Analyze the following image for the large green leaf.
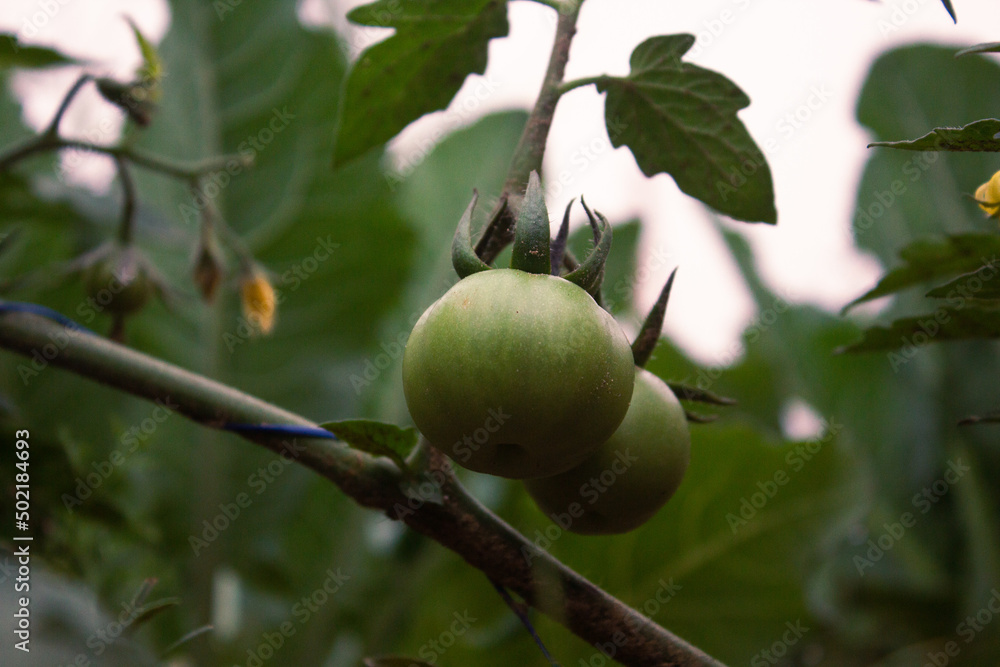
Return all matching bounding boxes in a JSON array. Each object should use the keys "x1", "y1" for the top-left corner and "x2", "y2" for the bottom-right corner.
[
  {"x1": 333, "y1": 0, "x2": 509, "y2": 166},
  {"x1": 840, "y1": 305, "x2": 1000, "y2": 354},
  {"x1": 853, "y1": 45, "x2": 1000, "y2": 267},
  {"x1": 596, "y1": 34, "x2": 776, "y2": 224},
  {"x1": 869, "y1": 118, "x2": 1000, "y2": 152},
  {"x1": 927, "y1": 266, "x2": 1000, "y2": 300},
  {"x1": 843, "y1": 233, "x2": 1000, "y2": 312}
]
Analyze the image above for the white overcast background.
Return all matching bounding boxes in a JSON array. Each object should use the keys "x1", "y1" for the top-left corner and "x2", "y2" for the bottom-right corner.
[{"x1": 3, "y1": 0, "x2": 999, "y2": 368}]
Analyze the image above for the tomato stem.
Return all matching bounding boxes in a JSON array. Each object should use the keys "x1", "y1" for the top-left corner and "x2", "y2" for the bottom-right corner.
[{"x1": 476, "y1": 0, "x2": 584, "y2": 264}]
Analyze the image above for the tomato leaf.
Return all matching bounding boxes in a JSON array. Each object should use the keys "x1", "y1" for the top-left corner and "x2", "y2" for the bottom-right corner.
[
  {"x1": 333, "y1": 0, "x2": 508, "y2": 166},
  {"x1": 868, "y1": 119, "x2": 1000, "y2": 152},
  {"x1": 926, "y1": 266, "x2": 1000, "y2": 300},
  {"x1": 838, "y1": 305, "x2": 1000, "y2": 354},
  {"x1": 843, "y1": 234, "x2": 1000, "y2": 313},
  {"x1": 319, "y1": 419, "x2": 418, "y2": 471},
  {"x1": 596, "y1": 34, "x2": 776, "y2": 224},
  {"x1": 0, "y1": 33, "x2": 77, "y2": 69},
  {"x1": 956, "y1": 42, "x2": 1000, "y2": 57}
]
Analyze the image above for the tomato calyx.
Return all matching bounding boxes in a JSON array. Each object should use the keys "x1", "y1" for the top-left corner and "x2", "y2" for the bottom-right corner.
[{"x1": 450, "y1": 171, "x2": 615, "y2": 299}]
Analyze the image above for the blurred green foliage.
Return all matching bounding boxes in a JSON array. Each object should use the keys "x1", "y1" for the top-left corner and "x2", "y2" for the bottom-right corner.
[{"x1": 0, "y1": 5, "x2": 999, "y2": 667}]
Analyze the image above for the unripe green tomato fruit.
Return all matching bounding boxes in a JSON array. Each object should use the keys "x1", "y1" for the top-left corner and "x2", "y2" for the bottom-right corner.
[
  {"x1": 402, "y1": 268, "x2": 634, "y2": 479},
  {"x1": 524, "y1": 368, "x2": 690, "y2": 535},
  {"x1": 85, "y1": 249, "x2": 152, "y2": 316}
]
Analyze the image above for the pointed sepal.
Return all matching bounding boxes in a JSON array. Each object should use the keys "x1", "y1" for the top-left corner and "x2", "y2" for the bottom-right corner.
[
  {"x1": 631, "y1": 268, "x2": 678, "y2": 368},
  {"x1": 550, "y1": 198, "x2": 574, "y2": 275},
  {"x1": 510, "y1": 171, "x2": 551, "y2": 275},
  {"x1": 451, "y1": 191, "x2": 492, "y2": 279},
  {"x1": 563, "y1": 198, "x2": 613, "y2": 300}
]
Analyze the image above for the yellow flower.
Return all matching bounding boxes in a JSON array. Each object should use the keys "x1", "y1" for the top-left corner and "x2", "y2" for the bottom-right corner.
[
  {"x1": 976, "y1": 170, "x2": 1000, "y2": 218},
  {"x1": 241, "y1": 270, "x2": 276, "y2": 334}
]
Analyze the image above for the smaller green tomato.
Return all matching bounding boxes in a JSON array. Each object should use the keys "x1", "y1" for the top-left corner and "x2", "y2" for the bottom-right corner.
[
  {"x1": 524, "y1": 368, "x2": 690, "y2": 535},
  {"x1": 85, "y1": 247, "x2": 153, "y2": 316}
]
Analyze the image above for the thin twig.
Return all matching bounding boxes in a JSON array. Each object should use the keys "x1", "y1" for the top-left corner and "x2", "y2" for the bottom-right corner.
[{"x1": 114, "y1": 155, "x2": 137, "y2": 244}]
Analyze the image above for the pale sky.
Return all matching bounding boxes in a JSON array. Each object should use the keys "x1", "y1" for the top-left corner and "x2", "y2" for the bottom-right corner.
[{"x1": 3, "y1": 0, "x2": 999, "y2": 365}]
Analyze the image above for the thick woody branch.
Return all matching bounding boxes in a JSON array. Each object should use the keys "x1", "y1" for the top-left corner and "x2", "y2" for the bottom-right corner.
[{"x1": 0, "y1": 308, "x2": 722, "y2": 667}]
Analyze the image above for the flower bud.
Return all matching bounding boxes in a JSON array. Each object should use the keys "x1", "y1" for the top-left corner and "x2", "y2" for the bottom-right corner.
[
  {"x1": 240, "y1": 269, "x2": 276, "y2": 335},
  {"x1": 976, "y1": 170, "x2": 1000, "y2": 219}
]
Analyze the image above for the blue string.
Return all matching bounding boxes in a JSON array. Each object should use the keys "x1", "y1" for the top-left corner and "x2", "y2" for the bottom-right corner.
[
  {"x1": 223, "y1": 423, "x2": 339, "y2": 440},
  {"x1": 0, "y1": 300, "x2": 95, "y2": 335},
  {"x1": 0, "y1": 301, "x2": 341, "y2": 441}
]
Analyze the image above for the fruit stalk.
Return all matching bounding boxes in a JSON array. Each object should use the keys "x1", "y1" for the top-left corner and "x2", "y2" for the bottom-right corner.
[{"x1": 476, "y1": 0, "x2": 584, "y2": 264}]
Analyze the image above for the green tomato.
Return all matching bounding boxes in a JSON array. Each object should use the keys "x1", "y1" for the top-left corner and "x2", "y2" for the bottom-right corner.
[
  {"x1": 524, "y1": 368, "x2": 690, "y2": 535},
  {"x1": 402, "y1": 268, "x2": 634, "y2": 479},
  {"x1": 85, "y1": 248, "x2": 153, "y2": 316}
]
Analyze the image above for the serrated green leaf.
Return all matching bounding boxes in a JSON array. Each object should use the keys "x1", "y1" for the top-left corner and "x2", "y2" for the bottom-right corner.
[
  {"x1": 843, "y1": 234, "x2": 1000, "y2": 312},
  {"x1": 868, "y1": 119, "x2": 1000, "y2": 152},
  {"x1": 596, "y1": 34, "x2": 776, "y2": 224},
  {"x1": 956, "y1": 42, "x2": 1000, "y2": 57},
  {"x1": 319, "y1": 419, "x2": 418, "y2": 470},
  {"x1": 839, "y1": 305, "x2": 1000, "y2": 354},
  {"x1": 853, "y1": 45, "x2": 1000, "y2": 266},
  {"x1": 926, "y1": 264, "x2": 1000, "y2": 300},
  {"x1": 334, "y1": 0, "x2": 508, "y2": 166},
  {"x1": 0, "y1": 33, "x2": 77, "y2": 69}
]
